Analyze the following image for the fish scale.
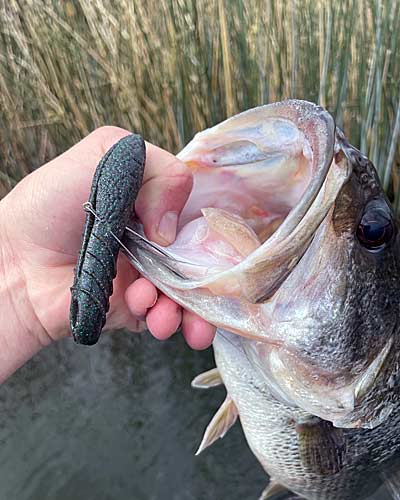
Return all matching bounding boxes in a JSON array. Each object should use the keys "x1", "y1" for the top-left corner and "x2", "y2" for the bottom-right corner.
[{"x1": 213, "y1": 330, "x2": 396, "y2": 499}]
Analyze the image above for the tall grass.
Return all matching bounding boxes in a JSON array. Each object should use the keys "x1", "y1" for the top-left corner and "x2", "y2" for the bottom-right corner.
[{"x1": 0, "y1": 0, "x2": 399, "y2": 209}]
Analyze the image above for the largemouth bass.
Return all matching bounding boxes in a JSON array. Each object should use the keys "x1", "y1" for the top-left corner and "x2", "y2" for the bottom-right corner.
[{"x1": 72, "y1": 100, "x2": 400, "y2": 499}]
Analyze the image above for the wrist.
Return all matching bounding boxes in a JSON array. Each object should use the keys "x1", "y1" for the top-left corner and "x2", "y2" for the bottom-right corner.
[{"x1": 0, "y1": 202, "x2": 50, "y2": 383}]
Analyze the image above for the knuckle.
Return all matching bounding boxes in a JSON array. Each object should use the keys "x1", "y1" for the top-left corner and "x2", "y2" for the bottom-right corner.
[
  {"x1": 89, "y1": 126, "x2": 131, "y2": 153},
  {"x1": 92, "y1": 125, "x2": 128, "y2": 137}
]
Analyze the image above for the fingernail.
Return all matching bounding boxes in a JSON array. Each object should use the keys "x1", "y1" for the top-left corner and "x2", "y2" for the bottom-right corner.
[
  {"x1": 157, "y1": 211, "x2": 178, "y2": 245},
  {"x1": 173, "y1": 311, "x2": 183, "y2": 334},
  {"x1": 150, "y1": 294, "x2": 158, "y2": 308}
]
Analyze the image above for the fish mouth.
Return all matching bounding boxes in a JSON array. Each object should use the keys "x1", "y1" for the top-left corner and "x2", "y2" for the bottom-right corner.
[
  {"x1": 123, "y1": 100, "x2": 351, "y2": 341},
  {"x1": 170, "y1": 101, "x2": 351, "y2": 301},
  {"x1": 244, "y1": 337, "x2": 394, "y2": 429}
]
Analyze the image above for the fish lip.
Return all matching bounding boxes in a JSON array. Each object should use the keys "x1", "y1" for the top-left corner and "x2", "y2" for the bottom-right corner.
[
  {"x1": 262, "y1": 337, "x2": 394, "y2": 429},
  {"x1": 335, "y1": 128, "x2": 366, "y2": 163}
]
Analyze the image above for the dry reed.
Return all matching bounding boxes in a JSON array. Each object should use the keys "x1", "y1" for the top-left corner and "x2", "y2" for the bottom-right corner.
[{"x1": 0, "y1": 0, "x2": 399, "y2": 209}]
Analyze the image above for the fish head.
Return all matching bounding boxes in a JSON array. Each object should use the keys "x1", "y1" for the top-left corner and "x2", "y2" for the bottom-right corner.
[
  {"x1": 123, "y1": 100, "x2": 400, "y2": 429},
  {"x1": 244, "y1": 134, "x2": 400, "y2": 429}
]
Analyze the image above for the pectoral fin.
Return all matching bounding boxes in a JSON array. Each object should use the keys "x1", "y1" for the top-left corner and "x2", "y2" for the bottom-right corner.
[
  {"x1": 296, "y1": 418, "x2": 347, "y2": 475},
  {"x1": 195, "y1": 396, "x2": 238, "y2": 455},
  {"x1": 191, "y1": 368, "x2": 223, "y2": 389},
  {"x1": 258, "y1": 481, "x2": 293, "y2": 500}
]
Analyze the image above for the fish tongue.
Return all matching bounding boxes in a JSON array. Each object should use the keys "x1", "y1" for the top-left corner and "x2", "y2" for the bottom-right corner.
[
  {"x1": 125, "y1": 209, "x2": 260, "y2": 296},
  {"x1": 201, "y1": 208, "x2": 260, "y2": 257},
  {"x1": 122, "y1": 220, "x2": 270, "y2": 340}
]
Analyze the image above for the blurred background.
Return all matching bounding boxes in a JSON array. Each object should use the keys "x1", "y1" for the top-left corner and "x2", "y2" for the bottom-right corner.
[{"x1": 0, "y1": 0, "x2": 399, "y2": 499}]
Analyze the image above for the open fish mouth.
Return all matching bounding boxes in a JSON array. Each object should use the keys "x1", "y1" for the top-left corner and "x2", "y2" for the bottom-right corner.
[
  {"x1": 242, "y1": 336, "x2": 394, "y2": 429},
  {"x1": 124, "y1": 100, "x2": 349, "y2": 310}
]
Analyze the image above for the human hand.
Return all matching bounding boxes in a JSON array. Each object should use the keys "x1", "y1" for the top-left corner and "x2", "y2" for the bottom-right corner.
[{"x1": 0, "y1": 127, "x2": 215, "y2": 382}]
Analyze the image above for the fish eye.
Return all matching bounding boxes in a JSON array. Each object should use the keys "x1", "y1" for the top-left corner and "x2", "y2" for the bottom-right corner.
[{"x1": 357, "y1": 202, "x2": 394, "y2": 251}]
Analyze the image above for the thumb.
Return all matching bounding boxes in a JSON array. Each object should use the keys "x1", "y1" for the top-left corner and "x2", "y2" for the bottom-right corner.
[{"x1": 135, "y1": 143, "x2": 193, "y2": 246}]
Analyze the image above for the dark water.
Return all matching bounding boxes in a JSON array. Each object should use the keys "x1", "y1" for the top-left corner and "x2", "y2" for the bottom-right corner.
[
  {"x1": 0, "y1": 332, "x2": 266, "y2": 500},
  {"x1": 0, "y1": 332, "x2": 391, "y2": 500}
]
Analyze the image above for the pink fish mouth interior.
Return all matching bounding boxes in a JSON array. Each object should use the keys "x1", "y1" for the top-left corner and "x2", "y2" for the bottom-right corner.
[{"x1": 170, "y1": 120, "x2": 313, "y2": 276}]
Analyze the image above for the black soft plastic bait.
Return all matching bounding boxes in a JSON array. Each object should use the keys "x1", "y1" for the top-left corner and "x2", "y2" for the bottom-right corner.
[{"x1": 70, "y1": 134, "x2": 146, "y2": 345}]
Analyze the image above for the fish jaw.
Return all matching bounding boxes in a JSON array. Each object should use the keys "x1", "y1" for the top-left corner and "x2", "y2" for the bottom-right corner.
[{"x1": 122, "y1": 100, "x2": 349, "y2": 343}]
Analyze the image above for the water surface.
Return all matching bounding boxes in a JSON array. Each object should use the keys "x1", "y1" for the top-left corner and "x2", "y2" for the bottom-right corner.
[{"x1": 0, "y1": 333, "x2": 265, "y2": 500}]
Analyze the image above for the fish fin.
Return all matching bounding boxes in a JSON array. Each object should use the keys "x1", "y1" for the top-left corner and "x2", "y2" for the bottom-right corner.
[
  {"x1": 195, "y1": 396, "x2": 238, "y2": 455},
  {"x1": 296, "y1": 418, "x2": 347, "y2": 475},
  {"x1": 258, "y1": 481, "x2": 295, "y2": 500},
  {"x1": 381, "y1": 467, "x2": 400, "y2": 499},
  {"x1": 191, "y1": 368, "x2": 223, "y2": 389}
]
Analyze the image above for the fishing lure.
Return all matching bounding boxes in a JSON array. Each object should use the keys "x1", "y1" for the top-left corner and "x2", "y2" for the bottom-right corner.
[{"x1": 70, "y1": 134, "x2": 146, "y2": 345}]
